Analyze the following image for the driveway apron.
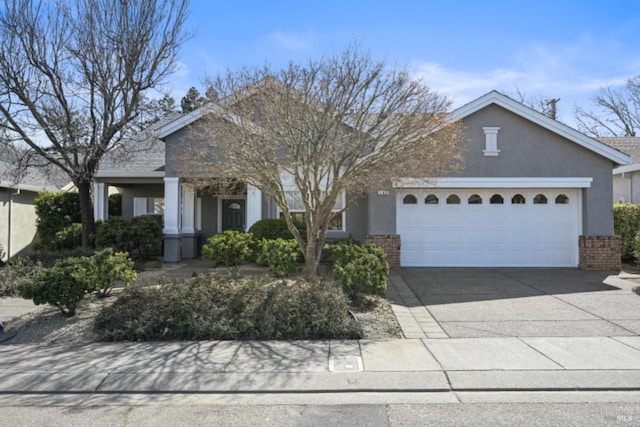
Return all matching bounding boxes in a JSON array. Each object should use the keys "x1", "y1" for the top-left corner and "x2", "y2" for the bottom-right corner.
[{"x1": 397, "y1": 268, "x2": 640, "y2": 338}]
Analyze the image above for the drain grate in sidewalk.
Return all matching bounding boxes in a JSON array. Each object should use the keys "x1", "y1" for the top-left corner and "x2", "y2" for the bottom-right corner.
[{"x1": 329, "y1": 356, "x2": 363, "y2": 372}]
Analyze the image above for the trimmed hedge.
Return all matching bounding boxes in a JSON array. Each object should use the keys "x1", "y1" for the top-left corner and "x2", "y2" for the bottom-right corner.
[
  {"x1": 34, "y1": 191, "x2": 82, "y2": 250},
  {"x1": 94, "y1": 215, "x2": 162, "y2": 260},
  {"x1": 248, "y1": 218, "x2": 306, "y2": 240},
  {"x1": 613, "y1": 203, "x2": 640, "y2": 260},
  {"x1": 94, "y1": 274, "x2": 361, "y2": 341}
]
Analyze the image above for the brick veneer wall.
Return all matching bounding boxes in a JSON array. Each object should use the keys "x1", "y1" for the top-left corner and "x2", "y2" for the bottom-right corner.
[
  {"x1": 365, "y1": 234, "x2": 401, "y2": 269},
  {"x1": 578, "y1": 235, "x2": 622, "y2": 271}
]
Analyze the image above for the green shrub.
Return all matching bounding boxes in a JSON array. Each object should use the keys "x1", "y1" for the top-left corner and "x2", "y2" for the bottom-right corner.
[
  {"x1": 18, "y1": 257, "x2": 88, "y2": 316},
  {"x1": 248, "y1": 218, "x2": 306, "y2": 240},
  {"x1": 322, "y1": 239, "x2": 362, "y2": 263},
  {"x1": 614, "y1": 203, "x2": 640, "y2": 260},
  {"x1": 18, "y1": 249, "x2": 137, "y2": 316},
  {"x1": 331, "y1": 244, "x2": 389, "y2": 303},
  {"x1": 30, "y1": 247, "x2": 96, "y2": 268},
  {"x1": 94, "y1": 274, "x2": 361, "y2": 341},
  {"x1": 259, "y1": 238, "x2": 302, "y2": 277},
  {"x1": 34, "y1": 191, "x2": 81, "y2": 250},
  {"x1": 94, "y1": 215, "x2": 162, "y2": 260},
  {"x1": 51, "y1": 223, "x2": 83, "y2": 250},
  {"x1": 202, "y1": 231, "x2": 254, "y2": 277},
  {"x1": 0, "y1": 257, "x2": 44, "y2": 297},
  {"x1": 83, "y1": 248, "x2": 138, "y2": 297}
]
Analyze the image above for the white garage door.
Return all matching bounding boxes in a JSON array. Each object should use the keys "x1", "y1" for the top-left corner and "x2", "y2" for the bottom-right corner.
[{"x1": 397, "y1": 189, "x2": 580, "y2": 267}]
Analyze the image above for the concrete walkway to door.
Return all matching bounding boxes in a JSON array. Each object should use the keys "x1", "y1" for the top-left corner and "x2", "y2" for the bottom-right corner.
[{"x1": 391, "y1": 268, "x2": 640, "y2": 339}]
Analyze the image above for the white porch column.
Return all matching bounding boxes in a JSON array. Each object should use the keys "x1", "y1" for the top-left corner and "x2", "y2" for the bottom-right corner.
[
  {"x1": 93, "y1": 182, "x2": 108, "y2": 221},
  {"x1": 246, "y1": 184, "x2": 262, "y2": 230},
  {"x1": 163, "y1": 177, "x2": 181, "y2": 262},
  {"x1": 181, "y1": 183, "x2": 195, "y2": 234},
  {"x1": 163, "y1": 177, "x2": 180, "y2": 235}
]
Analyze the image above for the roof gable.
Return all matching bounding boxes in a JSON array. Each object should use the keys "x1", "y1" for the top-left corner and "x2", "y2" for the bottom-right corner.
[{"x1": 451, "y1": 91, "x2": 631, "y2": 165}]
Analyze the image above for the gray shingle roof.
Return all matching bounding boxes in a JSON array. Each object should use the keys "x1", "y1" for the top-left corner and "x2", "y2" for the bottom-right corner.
[
  {"x1": 0, "y1": 159, "x2": 68, "y2": 192},
  {"x1": 598, "y1": 137, "x2": 640, "y2": 163}
]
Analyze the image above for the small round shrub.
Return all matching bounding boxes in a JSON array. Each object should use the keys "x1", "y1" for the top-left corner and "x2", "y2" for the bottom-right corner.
[
  {"x1": 34, "y1": 191, "x2": 81, "y2": 250},
  {"x1": 18, "y1": 257, "x2": 88, "y2": 317},
  {"x1": 259, "y1": 238, "x2": 302, "y2": 277},
  {"x1": 202, "y1": 231, "x2": 254, "y2": 276},
  {"x1": 84, "y1": 248, "x2": 138, "y2": 297},
  {"x1": 331, "y1": 244, "x2": 389, "y2": 303}
]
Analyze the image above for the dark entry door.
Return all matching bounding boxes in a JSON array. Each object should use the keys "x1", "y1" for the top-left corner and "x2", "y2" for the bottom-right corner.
[{"x1": 222, "y1": 199, "x2": 245, "y2": 232}]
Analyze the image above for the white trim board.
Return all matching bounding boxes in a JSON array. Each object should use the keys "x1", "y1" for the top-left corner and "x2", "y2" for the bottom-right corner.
[{"x1": 393, "y1": 177, "x2": 593, "y2": 189}]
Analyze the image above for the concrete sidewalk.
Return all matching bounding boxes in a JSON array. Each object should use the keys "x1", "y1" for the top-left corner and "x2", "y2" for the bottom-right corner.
[{"x1": 2, "y1": 337, "x2": 640, "y2": 395}]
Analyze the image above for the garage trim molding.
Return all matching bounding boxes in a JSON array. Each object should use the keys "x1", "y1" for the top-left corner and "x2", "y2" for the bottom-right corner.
[{"x1": 393, "y1": 177, "x2": 593, "y2": 189}]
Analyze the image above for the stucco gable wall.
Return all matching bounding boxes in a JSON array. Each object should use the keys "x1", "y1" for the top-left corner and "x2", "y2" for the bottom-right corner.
[{"x1": 457, "y1": 104, "x2": 614, "y2": 235}]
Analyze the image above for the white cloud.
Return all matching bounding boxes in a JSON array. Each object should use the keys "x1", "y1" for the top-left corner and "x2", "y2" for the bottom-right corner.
[{"x1": 268, "y1": 31, "x2": 313, "y2": 51}]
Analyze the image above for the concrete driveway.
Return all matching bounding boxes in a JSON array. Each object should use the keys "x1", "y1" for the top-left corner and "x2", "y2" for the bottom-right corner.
[{"x1": 398, "y1": 268, "x2": 640, "y2": 338}]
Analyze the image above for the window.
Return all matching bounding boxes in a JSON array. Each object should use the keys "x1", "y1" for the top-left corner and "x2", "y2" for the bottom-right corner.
[
  {"x1": 555, "y1": 194, "x2": 569, "y2": 204},
  {"x1": 490, "y1": 194, "x2": 504, "y2": 204},
  {"x1": 133, "y1": 197, "x2": 164, "y2": 216},
  {"x1": 446, "y1": 194, "x2": 460, "y2": 204},
  {"x1": 425, "y1": 194, "x2": 439, "y2": 204},
  {"x1": 511, "y1": 194, "x2": 526, "y2": 204},
  {"x1": 468, "y1": 194, "x2": 482, "y2": 204},
  {"x1": 533, "y1": 194, "x2": 548, "y2": 204},
  {"x1": 281, "y1": 190, "x2": 345, "y2": 231},
  {"x1": 403, "y1": 194, "x2": 418, "y2": 204}
]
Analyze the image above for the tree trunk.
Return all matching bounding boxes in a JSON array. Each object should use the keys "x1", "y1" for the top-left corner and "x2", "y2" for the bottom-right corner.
[
  {"x1": 304, "y1": 238, "x2": 320, "y2": 277},
  {"x1": 77, "y1": 180, "x2": 95, "y2": 249}
]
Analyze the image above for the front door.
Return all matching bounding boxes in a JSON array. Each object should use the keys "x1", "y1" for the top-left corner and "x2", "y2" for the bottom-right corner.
[{"x1": 222, "y1": 199, "x2": 245, "y2": 232}]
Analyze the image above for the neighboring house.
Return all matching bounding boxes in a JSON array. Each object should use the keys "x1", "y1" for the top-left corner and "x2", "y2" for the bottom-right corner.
[
  {"x1": 598, "y1": 137, "x2": 640, "y2": 204},
  {"x1": 93, "y1": 91, "x2": 631, "y2": 270},
  {"x1": 0, "y1": 161, "x2": 69, "y2": 261}
]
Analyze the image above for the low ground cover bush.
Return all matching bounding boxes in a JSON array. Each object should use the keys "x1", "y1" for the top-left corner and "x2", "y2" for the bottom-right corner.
[
  {"x1": 94, "y1": 274, "x2": 361, "y2": 341},
  {"x1": 0, "y1": 257, "x2": 44, "y2": 297},
  {"x1": 18, "y1": 248, "x2": 137, "y2": 316}
]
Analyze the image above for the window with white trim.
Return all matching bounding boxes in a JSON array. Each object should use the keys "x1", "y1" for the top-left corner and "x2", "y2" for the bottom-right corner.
[
  {"x1": 133, "y1": 197, "x2": 164, "y2": 216},
  {"x1": 279, "y1": 191, "x2": 346, "y2": 231}
]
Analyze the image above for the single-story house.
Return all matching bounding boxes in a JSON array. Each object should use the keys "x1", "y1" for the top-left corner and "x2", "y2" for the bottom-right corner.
[
  {"x1": 598, "y1": 137, "x2": 640, "y2": 204},
  {"x1": 0, "y1": 160, "x2": 69, "y2": 261},
  {"x1": 94, "y1": 90, "x2": 631, "y2": 270}
]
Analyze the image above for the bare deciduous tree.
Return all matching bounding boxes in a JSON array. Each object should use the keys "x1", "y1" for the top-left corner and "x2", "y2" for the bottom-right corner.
[
  {"x1": 575, "y1": 76, "x2": 640, "y2": 137},
  {"x1": 184, "y1": 47, "x2": 464, "y2": 276},
  {"x1": 509, "y1": 88, "x2": 561, "y2": 120},
  {"x1": 0, "y1": 0, "x2": 191, "y2": 247}
]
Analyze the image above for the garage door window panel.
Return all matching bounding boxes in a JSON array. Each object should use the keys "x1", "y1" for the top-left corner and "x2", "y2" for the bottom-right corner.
[
  {"x1": 446, "y1": 194, "x2": 461, "y2": 204},
  {"x1": 468, "y1": 194, "x2": 482, "y2": 204},
  {"x1": 490, "y1": 194, "x2": 504, "y2": 204},
  {"x1": 403, "y1": 194, "x2": 418, "y2": 204},
  {"x1": 425, "y1": 194, "x2": 439, "y2": 204},
  {"x1": 534, "y1": 194, "x2": 548, "y2": 204},
  {"x1": 511, "y1": 194, "x2": 526, "y2": 204},
  {"x1": 555, "y1": 194, "x2": 570, "y2": 204}
]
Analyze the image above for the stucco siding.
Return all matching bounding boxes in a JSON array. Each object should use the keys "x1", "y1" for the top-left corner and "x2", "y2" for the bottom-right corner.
[
  {"x1": 0, "y1": 189, "x2": 39, "y2": 260},
  {"x1": 450, "y1": 105, "x2": 615, "y2": 235},
  {"x1": 120, "y1": 185, "x2": 164, "y2": 218}
]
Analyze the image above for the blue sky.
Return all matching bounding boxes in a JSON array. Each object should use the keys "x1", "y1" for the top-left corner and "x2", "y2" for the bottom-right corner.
[{"x1": 167, "y1": 0, "x2": 640, "y2": 125}]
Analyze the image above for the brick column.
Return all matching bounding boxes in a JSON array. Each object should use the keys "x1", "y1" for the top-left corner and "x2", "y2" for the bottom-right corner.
[
  {"x1": 365, "y1": 234, "x2": 401, "y2": 269},
  {"x1": 578, "y1": 236, "x2": 622, "y2": 271}
]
